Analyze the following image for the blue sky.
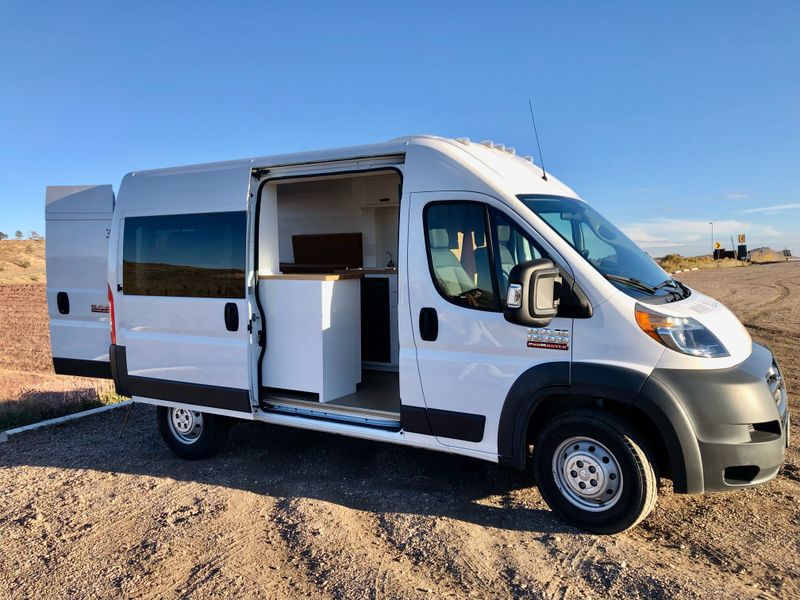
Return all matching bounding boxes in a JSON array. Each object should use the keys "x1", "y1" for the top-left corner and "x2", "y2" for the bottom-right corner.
[{"x1": 1, "y1": 1, "x2": 798, "y2": 256}]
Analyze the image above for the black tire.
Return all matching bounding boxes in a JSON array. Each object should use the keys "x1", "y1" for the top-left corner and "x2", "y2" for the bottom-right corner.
[
  {"x1": 157, "y1": 406, "x2": 229, "y2": 460},
  {"x1": 533, "y1": 409, "x2": 657, "y2": 534}
]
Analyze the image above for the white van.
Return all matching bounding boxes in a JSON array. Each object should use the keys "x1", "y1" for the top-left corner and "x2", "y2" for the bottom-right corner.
[{"x1": 45, "y1": 136, "x2": 789, "y2": 533}]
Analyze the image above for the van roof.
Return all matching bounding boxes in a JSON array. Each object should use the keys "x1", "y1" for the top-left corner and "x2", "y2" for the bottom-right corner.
[{"x1": 118, "y1": 135, "x2": 579, "y2": 209}]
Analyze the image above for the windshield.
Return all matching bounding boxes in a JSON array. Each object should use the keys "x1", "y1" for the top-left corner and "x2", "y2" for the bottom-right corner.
[{"x1": 520, "y1": 195, "x2": 688, "y2": 301}]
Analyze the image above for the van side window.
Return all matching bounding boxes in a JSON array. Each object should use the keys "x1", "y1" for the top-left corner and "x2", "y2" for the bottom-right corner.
[
  {"x1": 489, "y1": 209, "x2": 547, "y2": 303},
  {"x1": 123, "y1": 211, "x2": 247, "y2": 298},
  {"x1": 424, "y1": 203, "x2": 498, "y2": 310}
]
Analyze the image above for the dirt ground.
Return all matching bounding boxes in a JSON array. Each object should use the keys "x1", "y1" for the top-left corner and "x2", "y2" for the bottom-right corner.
[
  {"x1": 0, "y1": 284, "x2": 116, "y2": 430},
  {"x1": 0, "y1": 264, "x2": 798, "y2": 599}
]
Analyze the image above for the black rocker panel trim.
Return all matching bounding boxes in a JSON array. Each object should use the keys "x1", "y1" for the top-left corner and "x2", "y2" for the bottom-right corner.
[
  {"x1": 53, "y1": 357, "x2": 112, "y2": 379},
  {"x1": 402, "y1": 406, "x2": 486, "y2": 442},
  {"x1": 128, "y1": 376, "x2": 252, "y2": 413},
  {"x1": 109, "y1": 344, "x2": 131, "y2": 397},
  {"x1": 427, "y1": 408, "x2": 486, "y2": 442},
  {"x1": 400, "y1": 405, "x2": 433, "y2": 435}
]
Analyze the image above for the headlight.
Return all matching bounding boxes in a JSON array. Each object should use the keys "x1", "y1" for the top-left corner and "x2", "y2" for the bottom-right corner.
[{"x1": 634, "y1": 304, "x2": 729, "y2": 358}]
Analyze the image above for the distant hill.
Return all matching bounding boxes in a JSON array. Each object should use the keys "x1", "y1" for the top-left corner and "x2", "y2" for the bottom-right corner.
[{"x1": 0, "y1": 240, "x2": 46, "y2": 284}]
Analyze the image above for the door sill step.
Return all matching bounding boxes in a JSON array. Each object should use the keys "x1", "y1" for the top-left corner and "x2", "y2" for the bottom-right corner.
[{"x1": 261, "y1": 396, "x2": 400, "y2": 429}]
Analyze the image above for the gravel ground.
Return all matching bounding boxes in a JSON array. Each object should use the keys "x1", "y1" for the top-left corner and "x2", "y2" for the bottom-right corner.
[{"x1": 0, "y1": 263, "x2": 798, "y2": 599}]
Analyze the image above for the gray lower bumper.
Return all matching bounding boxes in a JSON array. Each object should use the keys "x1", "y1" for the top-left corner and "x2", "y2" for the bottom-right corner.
[{"x1": 643, "y1": 343, "x2": 789, "y2": 493}]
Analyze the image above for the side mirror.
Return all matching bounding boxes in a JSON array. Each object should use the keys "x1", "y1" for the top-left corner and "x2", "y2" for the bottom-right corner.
[{"x1": 503, "y1": 258, "x2": 561, "y2": 327}]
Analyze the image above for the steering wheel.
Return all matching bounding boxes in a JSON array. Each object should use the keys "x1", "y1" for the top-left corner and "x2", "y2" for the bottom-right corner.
[{"x1": 458, "y1": 287, "x2": 489, "y2": 307}]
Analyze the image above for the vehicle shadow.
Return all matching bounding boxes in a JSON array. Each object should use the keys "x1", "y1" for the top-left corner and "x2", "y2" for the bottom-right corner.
[{"x1": 0, "y1": 405, "x2": 574, "y2": 534}]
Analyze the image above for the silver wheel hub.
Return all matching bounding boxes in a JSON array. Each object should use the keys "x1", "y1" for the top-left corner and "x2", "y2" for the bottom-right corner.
[
  {"x1": 168, "y1": 408, "x2": 204, "y2": 444},
  {"x1": 552, "y1": 436, "x2": 623, "y2": 512}
]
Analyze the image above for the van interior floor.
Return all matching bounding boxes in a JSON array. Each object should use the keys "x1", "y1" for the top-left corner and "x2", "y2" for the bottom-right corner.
[{"x1": 261, "y1": 369, "x2": 400, "y2": 424}]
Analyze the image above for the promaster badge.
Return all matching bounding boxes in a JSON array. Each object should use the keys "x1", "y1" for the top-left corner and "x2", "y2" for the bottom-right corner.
[{"x1": 527, "y1": 327, "x2": 570, "y2": 351}]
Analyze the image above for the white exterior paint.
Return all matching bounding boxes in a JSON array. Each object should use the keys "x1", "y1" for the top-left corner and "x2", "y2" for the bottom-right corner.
[
  {"x1": 45, "y1": 185, "x2": 114, "y2": 365},
  {"x1": 45, "y1": 135, "x2": 760, "y2": 464}
]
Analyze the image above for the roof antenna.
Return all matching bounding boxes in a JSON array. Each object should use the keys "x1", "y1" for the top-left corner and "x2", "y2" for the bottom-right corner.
[{"x1": 528, "y1": 98, "x2": 548, "y2": 181}]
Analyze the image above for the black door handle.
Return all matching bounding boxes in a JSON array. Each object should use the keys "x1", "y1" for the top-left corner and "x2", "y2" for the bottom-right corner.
[
  {"x1": 224, "y1": 302, "x2": 239, "y2": 332},
  {"x1": 57, "y1": 291, "x2": 70, "y2": 315},
  {"x1": 419, "y1": 307, "x2": 438, "y2": 341}
]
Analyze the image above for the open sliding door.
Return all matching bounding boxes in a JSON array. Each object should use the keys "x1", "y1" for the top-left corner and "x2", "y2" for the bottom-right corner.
[{"x1": 112, "y1": 166, "x2": 256, "y2": 417}]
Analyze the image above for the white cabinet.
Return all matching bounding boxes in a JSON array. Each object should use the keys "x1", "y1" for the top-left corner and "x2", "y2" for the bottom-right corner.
[{"x1": 262, "y1": 275, "x2": 361, "y2": 402}]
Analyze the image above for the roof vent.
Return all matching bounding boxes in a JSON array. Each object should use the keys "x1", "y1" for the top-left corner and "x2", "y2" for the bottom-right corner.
[
  {"x1": 494, "y1": 143, "x2": 506, "y2": 151},
  {"x1": 523, "y1": 155, "x2": 534, "y2": 163},
  {"x1": 505, "y1": 147, "x2": 516, "y2": 155},
  {"x1": 480, "y1": 140, "x2": 494, "y2": 148},
  {"x1": 455, "y1": 137, "x2": 470, "y2": 145}
]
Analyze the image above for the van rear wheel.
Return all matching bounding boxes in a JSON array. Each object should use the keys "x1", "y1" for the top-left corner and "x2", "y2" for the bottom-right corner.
[
  {"x1": 533, "y1": 410, "x2": 657, "y2": 534},
  {"x1": 157, "y1": 406, "x2": 228, "y2": 460}
]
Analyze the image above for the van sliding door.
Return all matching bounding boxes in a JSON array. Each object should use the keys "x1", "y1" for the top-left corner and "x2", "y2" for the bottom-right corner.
[{"x1": 115, "y1": 210, "x2": 253, "y2": 415}]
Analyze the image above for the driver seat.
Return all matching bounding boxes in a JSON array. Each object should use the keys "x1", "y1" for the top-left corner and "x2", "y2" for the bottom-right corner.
[
  {"x1": 428, "y1": 228, "x2": 475, "y2": 297},
  {"x1": 495, "y1": 224, "x2": 516, "y2": 291}
]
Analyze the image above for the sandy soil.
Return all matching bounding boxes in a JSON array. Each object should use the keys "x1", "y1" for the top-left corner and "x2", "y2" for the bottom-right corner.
[{"x1": 0, "y1": 264, "x2": 798, "y2": 599}]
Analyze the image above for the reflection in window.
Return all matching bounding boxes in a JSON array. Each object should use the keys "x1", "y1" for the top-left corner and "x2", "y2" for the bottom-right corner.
[{"x1": 123, "y1": 211, "x2": 246, "y2": 298}]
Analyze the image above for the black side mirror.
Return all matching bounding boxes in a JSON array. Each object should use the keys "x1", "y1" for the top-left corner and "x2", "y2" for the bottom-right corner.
[{"x1": 503, "y1": 258, "x2": 561, "y2": 327}]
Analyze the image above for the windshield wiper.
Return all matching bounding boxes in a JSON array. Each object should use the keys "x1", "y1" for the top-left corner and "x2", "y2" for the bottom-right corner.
[
  {"x1": 655, "y1": 278, "x2": 690, "y2": 300},
  {"x1": 654, "y1": 278, "x2": 679, "y2": 290},
  {"x1": 604, "y1": 274, "x2": 657, "y2": 294}
]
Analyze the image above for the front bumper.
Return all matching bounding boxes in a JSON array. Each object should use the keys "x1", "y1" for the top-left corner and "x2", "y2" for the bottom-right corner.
[{"x1": 647, "y1": 343, "x2": 789, "y2": 492}]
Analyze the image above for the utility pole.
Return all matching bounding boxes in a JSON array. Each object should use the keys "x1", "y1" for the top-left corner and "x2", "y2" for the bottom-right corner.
[{"x1": 710, "y1": 222, "x2": 714, "y2": 257}]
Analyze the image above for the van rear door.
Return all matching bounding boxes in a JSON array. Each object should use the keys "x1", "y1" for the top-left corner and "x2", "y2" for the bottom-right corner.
[{"x1": 45, "y1": 185, "x2": 114, "y2": 378}]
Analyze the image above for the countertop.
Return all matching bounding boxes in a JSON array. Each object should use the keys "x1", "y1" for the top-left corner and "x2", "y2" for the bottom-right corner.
[{"x1": 260, "y1": 273, "x2": 362, "y2": 281}]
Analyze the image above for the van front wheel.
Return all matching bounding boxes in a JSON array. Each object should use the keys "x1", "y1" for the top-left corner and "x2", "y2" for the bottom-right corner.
[
  {"x1": 157, "y1": 406, "x2": 228, "y2": 460},
  {"x1": 533, "y1": 410, "x2": 657, "y2": 534}
]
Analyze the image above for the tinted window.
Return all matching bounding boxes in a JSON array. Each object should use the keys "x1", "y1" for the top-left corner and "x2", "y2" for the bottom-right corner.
[
  {"x1": 123, "y1": 211, "x2": 246, "y2": 298},
  {"x1": 424, "y1": 202, "x2": 497, "y2": 310}
]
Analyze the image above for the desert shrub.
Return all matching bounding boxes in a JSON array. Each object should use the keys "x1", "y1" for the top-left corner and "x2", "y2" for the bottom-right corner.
[
  {"x1": 14, "y1": 259, "x2": 30, "y2": 268},
  {"x1": 658, "y1": 254, "x2": 742, "y2": 273},
  {"x1": 750, "y1": 248, "x2": 785, "y2": 263},
  {"x1": 29, "y1": 274, "x2": 39, "y2": 282},
  {"x1": 25, "y1": 244, "x2": 33, "y2": 254}
]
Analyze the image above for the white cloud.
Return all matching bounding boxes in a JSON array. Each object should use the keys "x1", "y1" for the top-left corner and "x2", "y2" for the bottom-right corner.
[
  {"x1": 738, "y1": 203, "x2": 800, "y2": 215},
  {"x1": 721, "y1": 192, "x2": 750, "y2": 200},
  {"x1": 619, "y1": 218, "x2": 781, "y2": 251}
]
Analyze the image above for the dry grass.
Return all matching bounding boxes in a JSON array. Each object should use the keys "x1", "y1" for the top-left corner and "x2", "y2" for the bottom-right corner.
[
  {"x1": 658, "y1": 253, "x2": 745, "y2": 273},
  {"x1": 750, "y1": 247, "x2": 788, "y2": 264},
  {"x1": 0, "y1": 239, "x2": 46, "y2": 284},
  {"x1": 0, "y1": 283, "x2": 126, "y2": 431},
  {"x1": 0, "y1": 378, "x2": 124, "y2": 430}
]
